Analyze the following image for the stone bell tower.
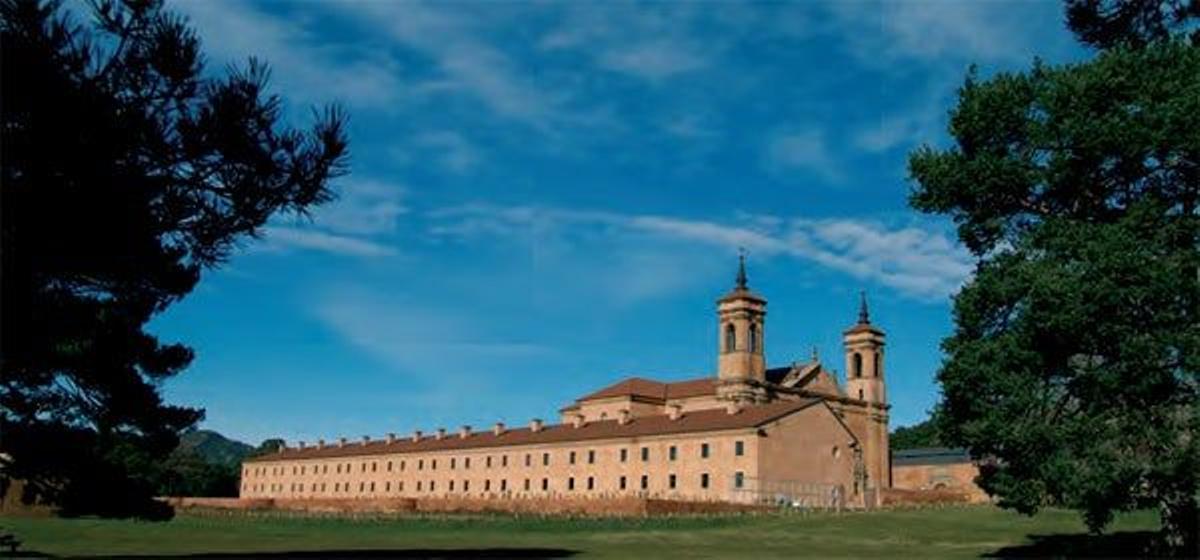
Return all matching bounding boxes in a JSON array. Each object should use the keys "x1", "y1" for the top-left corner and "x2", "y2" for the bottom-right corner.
[
  {"x1": 843, "y1": 291, "x2": 890, "y2": 496},
  {"x1": 716, "y1": 253, "x2": 769, "y2": 403},
  {"x1": 844, "y1": 291, "x2": 886, "y2": 405}
]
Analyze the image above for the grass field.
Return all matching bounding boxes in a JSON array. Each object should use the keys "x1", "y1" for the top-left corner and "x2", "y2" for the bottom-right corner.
[{"x1": 1, "y1": 506, "x2": 1160, "y2": 558}]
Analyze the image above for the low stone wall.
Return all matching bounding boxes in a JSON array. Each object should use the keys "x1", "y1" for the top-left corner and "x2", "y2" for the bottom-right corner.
[
  {"x1": 163, "y1": 496, "x2": 771, "y2": 516},
  {"x1": 880, "y1": 487, "x2": 984, "y2": 507}
]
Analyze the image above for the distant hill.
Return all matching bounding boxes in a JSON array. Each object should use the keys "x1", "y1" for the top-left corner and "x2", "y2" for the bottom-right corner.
[{"x1": 176, "y1": 429, "x2": 255, "y2": 467}]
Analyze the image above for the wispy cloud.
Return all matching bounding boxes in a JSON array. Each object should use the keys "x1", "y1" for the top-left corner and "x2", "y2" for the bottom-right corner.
[
  {"x1": 429, "y1": 205, "x2": 973, "y2": 301},
  {"x1": 765, "y1": 129, "x2": 843, "y2": 184},
  {"x1": 415, "y1": 131, "x2": 482, "y2": 174},
  {"x1": 598, "y1": 40, "x2": 707, "y2": 81},
  {"x1": 259, "y1": 227, "x2": 396, "y2": 258},
  {"x1": 177, "y1": 0, "x2": 405, "y2": 110}
]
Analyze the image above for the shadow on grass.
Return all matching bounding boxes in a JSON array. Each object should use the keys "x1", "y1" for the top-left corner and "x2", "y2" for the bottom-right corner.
[
  {"x1": 17, "y1": 549, "x2": 578, "y2": 559},
  {"x1": 984, "y1": 530, "x2": 1159, "y2": 558}
]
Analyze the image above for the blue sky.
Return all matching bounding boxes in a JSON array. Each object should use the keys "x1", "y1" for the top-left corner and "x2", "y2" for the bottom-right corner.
[{"x1": 140, "y1": 0, "x2": 1085, "y2": 446}]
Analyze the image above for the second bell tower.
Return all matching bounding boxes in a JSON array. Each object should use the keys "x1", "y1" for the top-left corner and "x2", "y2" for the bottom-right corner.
[{"x1": 716, "y1": 254, "x2": 768, "y2": 402}]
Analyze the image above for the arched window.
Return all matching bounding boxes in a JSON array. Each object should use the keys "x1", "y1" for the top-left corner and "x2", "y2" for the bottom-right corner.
[
  {"x1": 853, "y1": 352, "x2": 863, "y2": 378},
  {"x1": 874, "y1": 352, "x2": 881, "y2": 378},
  {"x1": 749, "y1": 323, "x2": 759, "y2": 354},
  {"x1": 724, "y1": 323, "x2": 736, "y2": 352}
]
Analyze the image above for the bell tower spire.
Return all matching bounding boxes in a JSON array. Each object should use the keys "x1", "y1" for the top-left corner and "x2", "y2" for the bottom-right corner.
[
  {"x1": 857, "y1": 290, "x2": 870, "y2": 324},
  {"x1": 736, "y1": 248, "x2": 748, "y2": 290}
]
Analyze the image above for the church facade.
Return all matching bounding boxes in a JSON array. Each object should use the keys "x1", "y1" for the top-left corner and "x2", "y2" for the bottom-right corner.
[{"x1": 241, "y1": 259, "x2": 890, "y2": 507}]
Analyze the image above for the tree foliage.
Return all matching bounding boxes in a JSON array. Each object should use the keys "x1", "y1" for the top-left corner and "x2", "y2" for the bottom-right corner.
[
  {"x1": 890, "y1": 417, "x2": 943, "y2": 451},
  {"x1": 0, "y1": 0, "x2": 348, "y2": 519},
  {"x1": 1066, "y1": 0, "x2": 1199, "y2": 49},
  {"x1": 909, "y1": 39, "x2": 1198, "y2": 553}
]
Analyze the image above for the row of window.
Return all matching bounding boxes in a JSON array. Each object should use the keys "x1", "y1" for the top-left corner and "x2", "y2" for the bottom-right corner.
[
  {"x1": 246, "y1": 472, "x2": 746, "y2": 495},
  {"x1": 246, "y1": 441, "x2": 746, "y2": 479}
]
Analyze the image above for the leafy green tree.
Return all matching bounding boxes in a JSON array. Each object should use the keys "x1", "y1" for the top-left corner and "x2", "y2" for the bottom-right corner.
[
  {"x1": 0, "y1": 0, "x2": 348, "y2": 519},
  {"x1": 890, "y1": 416, "x2": 943, "y2": 451},
  {"x1": 909, "y1": 40, "x2": 1198, "y2": 553},
  {"x1": 1066, "y1": 0, "x2": 1199, "y2": 49}
]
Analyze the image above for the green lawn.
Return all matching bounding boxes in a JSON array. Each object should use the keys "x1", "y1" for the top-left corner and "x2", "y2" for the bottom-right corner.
[{"x1": 1, "y1": 506, "x2": 1160, "y2": 558}]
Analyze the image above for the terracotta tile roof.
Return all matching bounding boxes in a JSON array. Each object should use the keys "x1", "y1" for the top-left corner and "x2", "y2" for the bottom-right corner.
[
  {"x1": 577, "y1": 377, "x2": 669, "y2": 401},
  {"x1": 246, "y1": 399, "x2": 820, "y2": 463},
  {"x1": 575, "y1": 376, "x2": 720, "y2": 402}
]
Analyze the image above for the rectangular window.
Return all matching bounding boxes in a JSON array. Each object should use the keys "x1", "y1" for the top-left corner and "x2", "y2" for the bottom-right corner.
[
  {"x1": 735, "y1": 472, "x2": 745, "y2": 488},
  {"x1": 401, "y1": 461, "x2": 406, "y2": 471},
  {"x1": 418, "y1": 459, "x2": 424, "y2": 471},
  {"x1": 641, "y1": 447, "x2": 649, "y2": 461},
  {"x1": 501, "y1": 479, "x2": 507, "y2": 491},
  {"x1": 430, "y1": 480, "x2": 436, "y2": 492},
  {"x1": 620, "y1": 449, "x2": 628, "y2": 463},
  {"x1": 399, "y1": 481, "x2": 404, "y2": 492},
  {"x1": 701, "y1": 473, "x2": 709, "y2": 489},
  {"x1": 542, "y1": 452, "x2": 550, "y2": 466},
  {"x1": 640, "y1": 475, "x2": 648, "y2": 490},
  {"x1": 502, "y1": 455, "x2": 508, "y2": 467},
  {"x1": 542, "y1": 478, "x2": 549, "y2": 491},
  {"x1": 568, "y1": 477, "x2": 575, "y2": 491},
  {"x1": 669, "y1": 474, "x2": 676, "y2": 489},
  {"x1": 569, "y1": 451, "x2": 576, "y2": 465},
  {"x1": 525, "y1": 453, "x2": 531, "y2": 467},
  {"x1": 451, "y1": 458, "x2": 456, "y2": 469},
  {"x1": 701, "y1": 443, "x2": 710, "y2": 458},
  {"x1": 361, "y1": 463, "x2": 366, "y2": 472},
  {"x1": 619, "y1": 474, "x2": 628, "y2": 489},
  {"x1": 370, "y1": 482, "x2": 375, "y2": 492},
  {"x1": 359, "y1": 482, "x2": 364, "y2": 492},
  {"x1": 485, "y1": 479, "x2": 491, "y2": 491},
  {"x1": 669, "y1": 446, "x2": 677, "y2": 461},
  {"x1": 417, "y1": 481, "x2": 423, "y2": 491},
  {"x1": 735, "y1": 441, "x2": 744, "y2": 456},
  {"x1": 432, "y1": 459, "x2": 437, "y2": 470},
  {"x1": 587, "y1": 476, "x2": 594, "y2": 490},
  {"x1": 486, "y1": 456, "x2": 492, "y2": 468},
  {"x1": 465, "y1": 457, "x2": 471, "y2": 469},
  {"x1": 587, "y1": 450, "x2": 595, "y2": 464},
  {"x1": 464, "y1": 480, "x2": 470, "y2": 491},
  {"x1": 371, "y1": 462, "x2": 377, "y2": 472},
  {"x1": 524, "y1": 478, "x2": 531, "y2": 491},
  {"x1": 387, "y1": 461, "x2": 393, "y2": 472}
]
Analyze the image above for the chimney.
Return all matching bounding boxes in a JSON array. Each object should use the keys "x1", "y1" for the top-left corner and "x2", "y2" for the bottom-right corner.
[
  {"x1": 530, "y1": 418, "x2": 544, "y2": 432},
  {"x1": 436, "y1": 427, "x2": 446, "y2": 440},
  {"x1": 387, "y1": 433, "x2": 397, "y2": 444},
  {"x1": 493, "y1": 422, "x2": 505, "y2": 436},
  {"x1": 668, "y1": 404, "x2": 683, "y2": 421},
  {"x1": 317, "y1": 439, "x2": 326, "y2": 449},
  {"x1": 298, "y1": 441, "x2": 307, "y2": 449},
  {"x1": 338, "y1": 437, "x2": 347, "y2": 448},
  {"x1": 412, "y1": 430, "x2": 423, "y2": 442},
  {"x1": 361, "y1": 435, "x2": 371, "y2": 445},
  {"x1": 571, "y1": 414, "x2": 585, "y2": 428},
  {"x1": 725, "y1": 401, "x2": 742, "y2": 415},
  {"x1": 460, "y1": 425, "x2": 471, "y2": 439},
  {"x1": 618, "y1": 410, "x2": 631, "y2": 425}
]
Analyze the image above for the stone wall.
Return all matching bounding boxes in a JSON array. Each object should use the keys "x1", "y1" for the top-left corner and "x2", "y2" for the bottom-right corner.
[{"x1": 163, "y1": 496, "x2": 771, "y2": 516}]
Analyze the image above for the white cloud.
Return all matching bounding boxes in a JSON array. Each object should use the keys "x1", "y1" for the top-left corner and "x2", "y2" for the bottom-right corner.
[
  {"x1": 415, "y1": 131, "x2": 482, "y2": 173},
  {"x1": 310, "y1": 179, "x2": 408, "y2": 237},
  {"x1": 175, "y1": 0, "x2": 405, "y2": 109},
  {"x1": 333, "y1": 2, "x2": 570, "y2": 129},
  {"x1": 598, "y1": 40, "x2": 706, "y2": 81},
  {"x1": 429, "y1": 205, "x2": 973, "y2": 301},
  {"x1": 259, "y1": 227, "x2": 396, "y2": 258},
  {"x1": 766, "y1": 129, "x2": 843, "y2": 183}
]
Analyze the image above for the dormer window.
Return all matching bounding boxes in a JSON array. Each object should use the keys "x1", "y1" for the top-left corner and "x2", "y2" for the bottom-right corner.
[{"x1": 724, "y1": 323, "x2": 736, "y2": 353}]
